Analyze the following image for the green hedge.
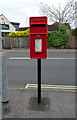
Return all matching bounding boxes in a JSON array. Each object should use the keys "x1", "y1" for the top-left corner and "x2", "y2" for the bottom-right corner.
[
  {"x1": 9, "y1": 29, "x2": 30, "y2": 37},
  {"x1": 48, "y1": 25, "x2": 68, "y2": 48},
  {"x1": 59, "y1": 24, "x2": 68, "y2": 32}
]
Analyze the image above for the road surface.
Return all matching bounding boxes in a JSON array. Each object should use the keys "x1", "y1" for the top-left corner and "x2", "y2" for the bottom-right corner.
[{"x1": 3, "y1": 52, "x2": 75, "y2": 87}]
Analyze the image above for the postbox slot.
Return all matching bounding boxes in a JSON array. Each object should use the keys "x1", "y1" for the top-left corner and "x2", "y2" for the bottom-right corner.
[{"x1": 30, "y1": 24, "x2": 46, "y2": 27}]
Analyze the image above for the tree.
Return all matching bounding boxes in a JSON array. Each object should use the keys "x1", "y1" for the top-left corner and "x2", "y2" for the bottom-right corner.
[{"x1": 39, "y1": 0, "x2": 75, "y2": 25}]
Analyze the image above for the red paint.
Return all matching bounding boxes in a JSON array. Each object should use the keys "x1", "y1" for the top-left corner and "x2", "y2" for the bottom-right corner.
[{"x1": 30, "y1": 16, "x2": 48, "y2": 59}]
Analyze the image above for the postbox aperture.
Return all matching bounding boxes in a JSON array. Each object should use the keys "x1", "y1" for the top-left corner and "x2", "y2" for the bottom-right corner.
[{"x1": 30, "y1": 16, "x2": 47, "y2": 59}]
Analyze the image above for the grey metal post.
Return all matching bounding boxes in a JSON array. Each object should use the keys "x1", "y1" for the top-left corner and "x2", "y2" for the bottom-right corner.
[
  {"x1": 0, "y1": 25, "x2": 9, "y2": 112},
  {"x1": 2, "y1": 53, "x2": 9, "y2": 103},
  {"x1": 0, "y1": 24, "x2": 2, "y2": 120},
  {"x1": 75, "y1": 2, "x2": 77, "y2": 28}
]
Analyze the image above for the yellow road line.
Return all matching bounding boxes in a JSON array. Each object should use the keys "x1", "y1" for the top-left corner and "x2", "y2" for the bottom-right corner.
[
  {"x1": 27, "y1": 86, "x2": 77, "y2": 89},
  {"x1": 25, "y1": 84, "x2": 77, "y2": 89},
  {"x1": 25, "y1": 84, "x2": 29, "y2": 88},
  {"x1": 26, "y1": 84, "x2": 77, "y2": 88}
]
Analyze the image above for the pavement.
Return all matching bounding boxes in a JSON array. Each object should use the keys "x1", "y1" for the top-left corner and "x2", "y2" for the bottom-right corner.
[
  {"x1": 2, "y1": 87, "x2": 76, "y2": 118},
  {"x1": 1, "y1": 48, "x2": 76, "y2": 119},
  {"x1": 2, "y1": 48, "x2": 77, "y2": 53}
]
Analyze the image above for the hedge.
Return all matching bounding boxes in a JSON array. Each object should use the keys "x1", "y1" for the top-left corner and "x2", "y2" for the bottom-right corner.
[
  {"x1": 9, "y1": 29, "x2": 30, "y2": 37},
  {"x1": 48, "y1": 25, "x2": 68, "y2": 48}
]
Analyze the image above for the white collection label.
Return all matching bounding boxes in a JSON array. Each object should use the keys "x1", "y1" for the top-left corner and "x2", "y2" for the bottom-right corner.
[{"x1": 35, "y1": 39, "x2": 42, "y2": 52}]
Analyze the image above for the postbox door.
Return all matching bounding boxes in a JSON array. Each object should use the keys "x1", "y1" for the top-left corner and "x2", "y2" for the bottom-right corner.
[{"x1": 30, "y1": 34, "x2": 47, "y2": 59}]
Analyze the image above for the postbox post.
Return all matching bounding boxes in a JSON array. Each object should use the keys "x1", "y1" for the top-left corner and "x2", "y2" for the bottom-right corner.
[{"x1": 37, "y1": 59, "x2": 41, "y2": 103}]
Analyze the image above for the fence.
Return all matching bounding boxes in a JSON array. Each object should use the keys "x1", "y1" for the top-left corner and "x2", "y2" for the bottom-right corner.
[
  {"x1": 66, "y1": 36, "x2": 77, "y2": 48},
  {"x1": 2, "y1": 36, "x2": 30, "y2": 49},
  {"x1": 2, "y1": 36, "x2": 77, "y2": 49}
]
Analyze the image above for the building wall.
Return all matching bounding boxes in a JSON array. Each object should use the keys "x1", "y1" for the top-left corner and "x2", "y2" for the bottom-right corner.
[
  {"x1": 12, "y1": 24, "x2": 19, "y2": 31},
  {"x1": 10, "y1": 22, "x2": 20, "y2": 31},
  {"x1": 0, "y1": 14, "x2": 16, "y2": 32}
]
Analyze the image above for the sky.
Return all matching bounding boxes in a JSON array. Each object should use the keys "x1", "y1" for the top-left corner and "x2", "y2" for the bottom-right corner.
[{"x1": 0, "y1": 0, "x2": 76, "y2": 27}]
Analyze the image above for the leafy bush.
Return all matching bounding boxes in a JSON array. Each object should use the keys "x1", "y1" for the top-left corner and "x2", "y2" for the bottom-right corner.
[
  {"x1": 72, "y1": 28, "x2": 77, "y2": 36},
  {"x1": 48, "y1": 25, "x2": 68, "y2": 48},
  {"x1": 9, "y1": 29, "x2": 30, "y2": 37},
  {"x1": 59, "y1": 24, "x2": 68, "y2": 32},
  {"x1": 9, "y1": 32, "x2": 16, "y2": 37}
]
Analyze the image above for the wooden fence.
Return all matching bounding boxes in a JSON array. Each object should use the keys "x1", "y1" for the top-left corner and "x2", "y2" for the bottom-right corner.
[
  {"x1": 2, "y1": 36, "x2": 77, "y2": 49},
  {"x1": 2, "y1": 36, "x2": 30, "y2": 49},
  {"x1": 66, "y1": 36, "x2": 77, "y2": 48}
]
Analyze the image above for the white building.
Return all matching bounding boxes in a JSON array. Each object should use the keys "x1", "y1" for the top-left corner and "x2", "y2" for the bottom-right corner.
[{"x1": 0, "y1": 14, "x2": 16, "y2": 32}]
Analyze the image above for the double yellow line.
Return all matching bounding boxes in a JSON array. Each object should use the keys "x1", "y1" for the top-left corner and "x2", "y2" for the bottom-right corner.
[{"x1": 25, "y1": 84, "x2": 77, "y2": 90}]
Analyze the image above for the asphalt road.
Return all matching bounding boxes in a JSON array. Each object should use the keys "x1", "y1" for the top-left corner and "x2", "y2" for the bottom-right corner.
[{"x1": 3, "y1": 52, "x2": 75, "y2": 87}]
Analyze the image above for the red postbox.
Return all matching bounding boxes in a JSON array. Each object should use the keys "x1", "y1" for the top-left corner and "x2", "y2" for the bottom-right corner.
[{"x1": 30, "y1": 16, "x2": 48, "y2": 59}]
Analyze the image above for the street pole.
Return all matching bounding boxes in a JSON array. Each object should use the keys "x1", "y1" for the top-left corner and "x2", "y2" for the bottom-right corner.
[
  {"x1": 0, "y1": 24, "x2": 9, "y2": 112},
  {"x1": 75, "y1": 2, "x2": 77, "y2": 28},
  {"x1": 37, "y1": 59, "x2": 41, "y2": 103},
  {"x1": 0, "y1": 25, "x2": 2, "y2": 50},
  {"x1": 2, "y1": 54, "x2": 9, "y2": 104},
  {"x1": 75, "y1": 3, "x2": 77, "y2": 119},
  {"x1": 0, "y1": 24, "x2": 2, "y2": 120}
]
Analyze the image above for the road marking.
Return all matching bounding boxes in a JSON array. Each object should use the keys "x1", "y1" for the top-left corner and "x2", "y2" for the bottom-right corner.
[
  {"x1": 26, "y1": 84, "x2": 77, "y2": 87},
  {"x1": 9, "y1": 57, "x2": 30, "y2": 60},
  {"x1": 10, "y1": 88, "x2": 24, "y2": 90},
  {"x1": 25, "y1": 84, "x2": 77, "y2": 90},
  {"x1": 47, "y1": 58, "x2": 75, "y2": 60},
  {"x1": 25, "y1": 84, "x2": 29, "y2": 88},
  {"x1": 9, "y1": 57, "x2": 75, "y2": 60}
]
